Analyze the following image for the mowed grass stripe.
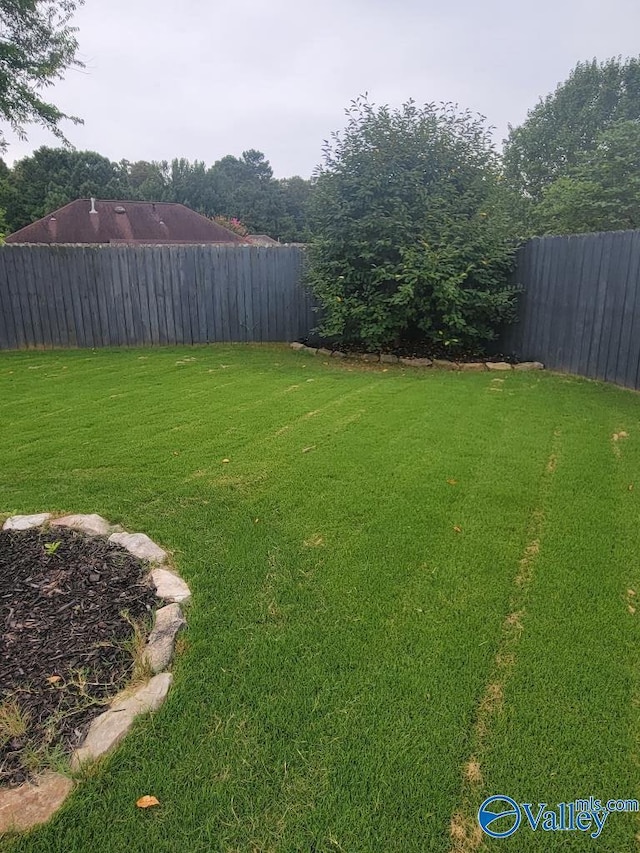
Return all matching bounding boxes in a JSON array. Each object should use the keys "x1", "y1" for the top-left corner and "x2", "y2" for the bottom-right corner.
[
  {"x1": 0, "y1": 348, "x2": 637, "y2": 852},
  {"x1": 449, "y1": 429, "x2": 561, "y2": 852},
  {"x1": 476, "y1": 389, "x2": 640, "y2": 851}
]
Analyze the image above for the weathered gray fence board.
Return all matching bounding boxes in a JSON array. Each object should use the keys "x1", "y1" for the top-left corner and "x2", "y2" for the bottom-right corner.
[
  {"x1": 0, "y1": 253, "x2": 14, "y2": 349},
  {"x1": 620, "y1": 233, "x2": 640, "y2": 388},
  {"x1": 0, "y1": 244, "x2": 313, "y2": 351},
  {"x1": 603, "y1": 233, "x2": 628, "y2": 382},
  {"x1": 48, "y1": 249, "x2": 66, "y2": 347},
  {"x1": 110, "y1": 248, "x2": 127, "y2": 346},
  {"x1": 15, "y1": 252, "x2": 33, "y2": 348},
  {"x1": 508, "y1": 230, "x2": 640, "y2": 390},
  {"x1": 62, "y1": 249, "x2": 82, "y2": 347}
]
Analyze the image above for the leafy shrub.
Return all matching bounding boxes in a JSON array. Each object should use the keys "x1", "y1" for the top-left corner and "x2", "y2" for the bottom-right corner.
[{"x1": 307, "y1": 97, "x2": 521, "y2": 353}]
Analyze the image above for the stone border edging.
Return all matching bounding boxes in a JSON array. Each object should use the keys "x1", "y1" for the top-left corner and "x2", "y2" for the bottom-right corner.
[
  {"x1": 290, "y1": 342, "x2": 544, "y2": 372},
  {"x1": 0, "y1": 513, "x2": 191, "y2": 836}
]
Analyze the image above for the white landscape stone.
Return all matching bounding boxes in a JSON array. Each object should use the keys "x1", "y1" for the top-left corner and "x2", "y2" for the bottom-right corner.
[
  {"x1": 72, "y1": 673, "x2": 173, "y2": 769},
  {"x1": 151, "y1": 567, "x2": 192, "y2": 604},
  {"x1": 399, "y1": 357, "x2": 433, "y2": 368},
  {"x1": 108, "y1": 531, "x2": 167, "y2": 563},
  {"x1": 290, "y1": 342, "x2": 305, "y2": 350},
  {"x1": 486, "y1": 361, "x2": 513, "y2": 371},
  {"x1": 144, "y1": 603, "x2": 186, "y2": 673},
  {"x1": 0, "y1": 772, "x2": 73, "y2": 834},
  {"x1": 110, "y1": 672, "x2": 173, "y2": 715},
  {"x1": 2, "y1": 513, "x2": 51, "y2": 531},
  {"x1": 51, "y1": 513, "x2": 111, "y2": 536},
  {"x1": 514, "y1": 361, "x2": 545, "y2": 371}
]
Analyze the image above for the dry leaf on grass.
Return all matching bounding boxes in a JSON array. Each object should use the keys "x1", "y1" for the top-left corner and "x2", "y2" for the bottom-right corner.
[
  {"x1": 302, "y1": 445, "x2": 316, "y2": 454},
  {"x1": 453, "y1": 525, "x2": 462, "y2": 534},
  {"x1": 136, "y1": 795, "x2": 160, "y2": 809},
  {"x1": 447, "y1": 478, "x2": 458, "y2": 486},
  {"x1": 222, "y1": 458, "x2": 230, "y2": 464}
]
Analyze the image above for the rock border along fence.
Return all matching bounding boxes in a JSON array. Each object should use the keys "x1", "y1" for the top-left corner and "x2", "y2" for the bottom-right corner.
[{"x1": 290, "y1": 342, "x2": 544, "y2": 372}]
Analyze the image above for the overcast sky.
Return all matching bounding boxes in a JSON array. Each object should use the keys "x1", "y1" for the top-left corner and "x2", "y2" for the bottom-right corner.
[{"x1": 4, "y1": 0, "x2": 640, "y2": 177}]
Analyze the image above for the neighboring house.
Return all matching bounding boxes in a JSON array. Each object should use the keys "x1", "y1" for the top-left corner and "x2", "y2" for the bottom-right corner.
[
  {"x1": 247, "y1": 234, "x2": 280, "y2": 247},
  {"x1": 5, "y1": 198, "x2": 246, "y2": 245}
]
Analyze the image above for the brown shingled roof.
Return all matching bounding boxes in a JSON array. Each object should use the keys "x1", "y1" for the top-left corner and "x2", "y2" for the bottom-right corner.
[{"x1": 5, "y1": 199, "x2": 247, "y2": 245}]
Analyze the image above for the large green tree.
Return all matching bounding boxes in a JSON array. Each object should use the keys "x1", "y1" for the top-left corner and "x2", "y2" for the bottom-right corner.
[
  {"x1": 0, "y1": 0, "x2": 85, "y2": 150},
  {"x1": 535, "y1": 120, "x2": 640, "y2": 234},
  {"x1": 273, "y1": 176, "x2": 314, "y2": 242},
  {"x1": 504, "y1": 56, "x2": 640, "y2": 204},
  {"x1": 121, "y1": 159, "x2": 170, "y2": 201},
  {"x1": 207, "y1": 150, "x2": 284, "y2": 234},
  {"x1": 307, "y1": 97, "x2": 520, "y2": 353}
]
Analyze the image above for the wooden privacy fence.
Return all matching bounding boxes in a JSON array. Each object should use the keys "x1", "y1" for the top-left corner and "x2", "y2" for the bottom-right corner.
[
  {"x1": 0, "y1": 244, "x2": 314, "y2": 349},
  {"x1": 505, "y1": 230, "x2": 640, "y2": 390},
  {"x1": 4, "y1": 234, "x2": 640, "y2": 392}
]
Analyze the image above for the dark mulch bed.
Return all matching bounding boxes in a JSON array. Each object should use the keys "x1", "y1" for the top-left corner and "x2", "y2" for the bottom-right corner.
[{"x1": 0, "y1": 527, "x2": 157, "y2": 787}]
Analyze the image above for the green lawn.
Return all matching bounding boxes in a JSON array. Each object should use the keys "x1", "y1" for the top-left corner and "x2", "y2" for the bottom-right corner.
[{"x1": 1, "y1": 345, "x2": 639, "y2": 852}]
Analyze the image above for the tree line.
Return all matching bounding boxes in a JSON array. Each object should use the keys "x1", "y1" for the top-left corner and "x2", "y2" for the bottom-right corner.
[
  {"x1": 2, "y1": 56, "x2": 640, "y2": 242},
  {"x1": 0, "y1": 148, "x2": 314, "y2": 242}
]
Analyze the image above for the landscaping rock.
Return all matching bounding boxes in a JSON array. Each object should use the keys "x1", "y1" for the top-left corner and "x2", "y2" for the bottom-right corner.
[
  {"x1": 486, "y1": 362, "x2": 513, "y2": 371},
  {"x1": 72, "y1": 674, "x2": 172, "y2": 769},
  {"x1": 144, "y1": 603, "x2": 186, "y2": 673},
  {"x1": 51, "y1": 513, "x2": 111, "y2": 536},
  {"x1": 2, "y1": 513, "x2": 51, "y2": 531},
  {"x1": 514, "y1": 361, "x2": 545, "y2": 371},
  {"x1": 331, "y1": 351, "x2": 346, "y2": 358},
  {"x1": 459, "y1": 362, "x2": 487, "y2": 371},
  {"x1": 317, "y1": 348, "x2": 332, "y2": 357},
  {"x1": 290, "y1": 342, "x2": 305, "y2": 351},
  {"x1": 432, "y1": 359, "x2": 458, "y2": 370},
  {"x1": 358, "y1": 352, "x2": 379, "y2": 362},
  {"x1": 0, "y1": 772, "x2": 73, "y2": 834},
  {"x1": 380, "y1": 354, "x2": 399, "y2": 364},
  {"x1": 110, "y1": 672, "x2": 173, "y2": 715},
  {"x1": 302, "y1": 346, "x2": 317, "y2": 355},
  {"x1": 399, "y1": 357, "x2": 433, "y2": 368},
  {"x1": 151, "y1": 567, "x2": 192, "y2": 604},
  {"x1": 71, "y1": 709, "x2": 132, "y2": 768},
  {"x1": 108, "y1": 531, "x2": 167, "y2": 563}
]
